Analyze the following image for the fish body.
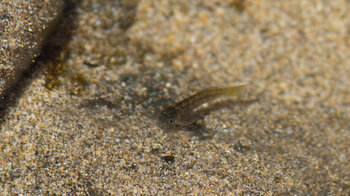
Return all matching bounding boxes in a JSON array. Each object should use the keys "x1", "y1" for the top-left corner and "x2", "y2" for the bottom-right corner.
[{"x1": 158, "y1": 83, "x2": 247, "y2": 128}]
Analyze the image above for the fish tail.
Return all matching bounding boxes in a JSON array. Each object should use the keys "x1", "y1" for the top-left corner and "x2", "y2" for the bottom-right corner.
[{"x1": 224, "y1": 83, "x2": 247, "y2": 96}]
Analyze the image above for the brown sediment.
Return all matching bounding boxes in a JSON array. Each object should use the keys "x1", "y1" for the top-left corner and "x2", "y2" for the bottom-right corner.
[
  {"x1": 0, "y1": 0, "x2": 64, "y2": 103},
  {"x1": 1, "y1": 0, "x2": 350, "y2": 195}
]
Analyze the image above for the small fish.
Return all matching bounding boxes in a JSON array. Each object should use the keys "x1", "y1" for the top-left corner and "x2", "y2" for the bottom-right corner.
[{"x1": 158, "y1": 83, "x2": 247, "y2": 128}]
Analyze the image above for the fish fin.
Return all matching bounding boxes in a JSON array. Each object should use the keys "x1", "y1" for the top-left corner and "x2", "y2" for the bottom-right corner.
[{"x1": 226, "y1": 83, "x2": 248, "y2": 96}]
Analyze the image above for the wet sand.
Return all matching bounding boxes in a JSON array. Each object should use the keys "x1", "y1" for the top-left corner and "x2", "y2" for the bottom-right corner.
[
  {"x1": 0, "y1": 0, "x2": 64, "y2": 103},
  {"x1": 1, "y1": 0, "x2": 349, "y2": 194}
]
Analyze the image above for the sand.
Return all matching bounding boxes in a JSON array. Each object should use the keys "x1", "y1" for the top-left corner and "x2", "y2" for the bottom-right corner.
[
  {"x1": 1, "y1": 0, "x2": 349, "y2": 194},
  {"x1": 0, "y1": 0, "x2": 64, "y2": 103}
]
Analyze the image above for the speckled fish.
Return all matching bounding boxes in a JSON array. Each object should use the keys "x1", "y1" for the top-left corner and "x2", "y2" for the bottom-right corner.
[{"x1": 158, "y1": 83, "x2": 247, "y2": 128}]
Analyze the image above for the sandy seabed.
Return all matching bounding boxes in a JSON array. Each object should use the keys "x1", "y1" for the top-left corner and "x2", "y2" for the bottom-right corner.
[{"x1": 1, "y1": 0, "x2": 350, "y2": 194}]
